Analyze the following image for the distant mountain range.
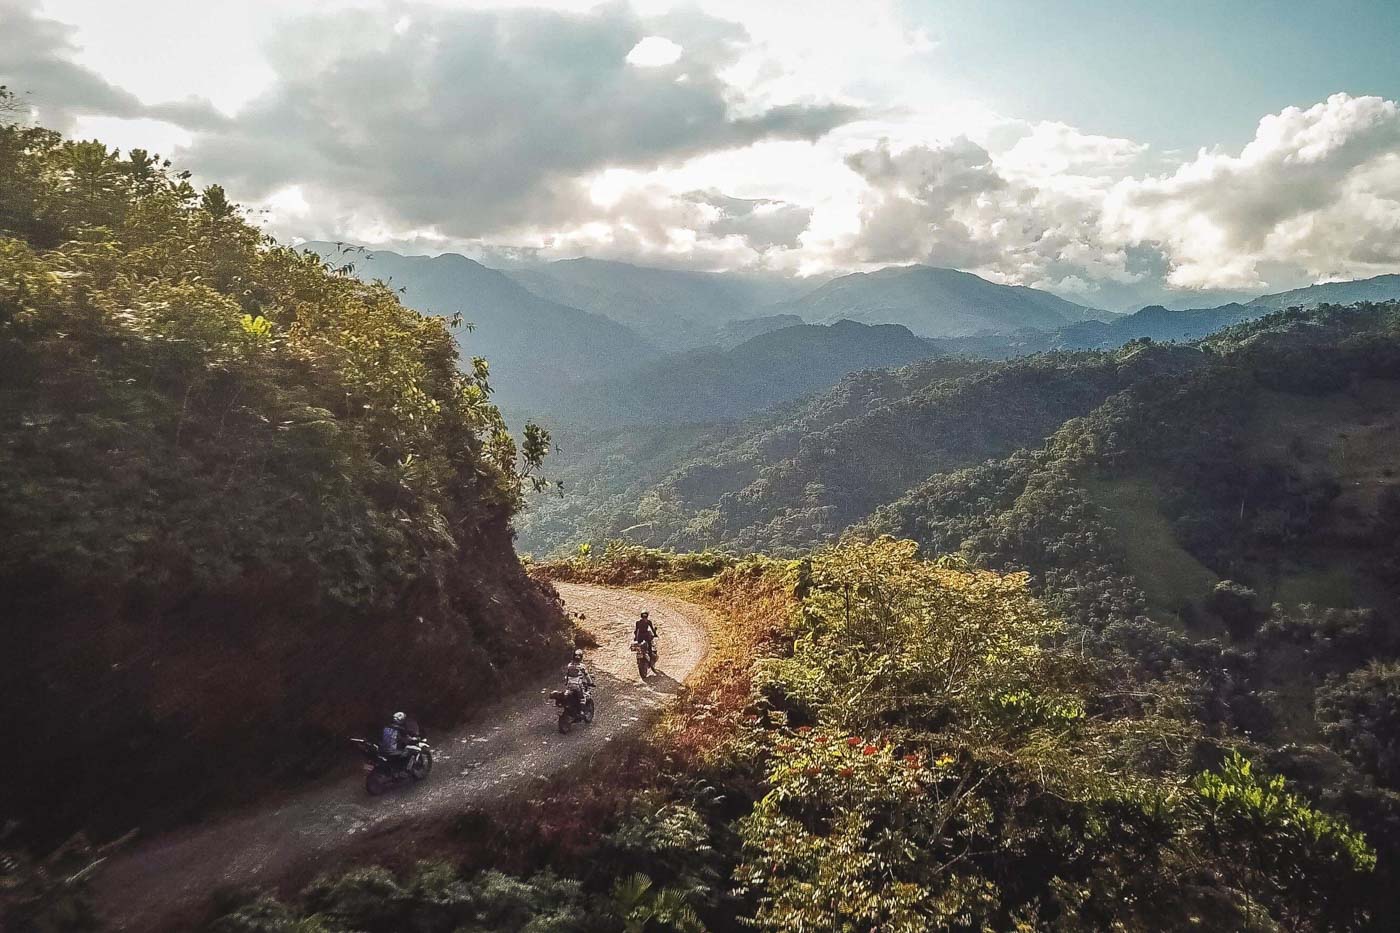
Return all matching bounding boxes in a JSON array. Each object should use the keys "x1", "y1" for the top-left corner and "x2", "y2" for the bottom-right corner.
[
  {"x1": 507, "y1": 258, "x2": 806, "y2": 351},
  {"x1": 1245, "y1": 274, "x2": 1400, "y2": 311},
  {"x1": 925, "y1": 303, "x2": 1259, "y2": 358},
  {"x1": 301, "y1": 243, "x2": 655, "y2": 411},
  {"x1": 929, "y1": 275, "x2": 1400, "y2": 358},
  {"x1": 777, "y1": 265, "x2": 1110, "y2": 337},
  {"x1": 300, "y1": 242, "x2": 1400, "y2": 426}
]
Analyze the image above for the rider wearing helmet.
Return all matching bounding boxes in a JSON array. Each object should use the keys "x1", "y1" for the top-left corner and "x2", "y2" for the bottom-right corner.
[
  {"x1": 381, "y1": 711, "x2": 417, "y2": 760},
  {"x1": 634, "y1": 610, "x2": 658, "y2": 649},
  {"x1": 564, "y1": 649, "x2": 595, "y2": 691}
]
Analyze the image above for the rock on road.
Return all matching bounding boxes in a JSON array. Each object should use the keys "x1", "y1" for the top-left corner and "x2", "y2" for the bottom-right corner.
[{"x1": 92, "y1": 583, "x2": 712, "y2": 932}]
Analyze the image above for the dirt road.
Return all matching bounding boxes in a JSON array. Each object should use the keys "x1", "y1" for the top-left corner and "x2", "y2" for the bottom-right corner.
[{"x1": 92, "y1": 583, "x2": 711, "y2": 931}]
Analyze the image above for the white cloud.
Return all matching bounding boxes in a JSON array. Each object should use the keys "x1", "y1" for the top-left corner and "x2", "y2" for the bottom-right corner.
[
  {"x1": 995, "y1": 121, "x2": 1148, "y2": 183},
  {"x1": 626, "y1": 36, "x2": 683, "y2": 68},
  {"x1": 167, "y1": 2, "x2": 858, "y2": 241},
  {"x1": 0, "y1": 0, "x2": 225, "y2": 131},
  {"x1": 1102, "y1": 93, "x2": 1400, "y2": 289},
  {"x1": 7, "y1": 2, "x2": 1400, "y2": 305}
]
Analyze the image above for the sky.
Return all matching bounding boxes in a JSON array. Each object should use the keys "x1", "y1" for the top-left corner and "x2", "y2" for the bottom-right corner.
[{"x1": 4, "y1": 0, "x2": 1400, "y2": 309}]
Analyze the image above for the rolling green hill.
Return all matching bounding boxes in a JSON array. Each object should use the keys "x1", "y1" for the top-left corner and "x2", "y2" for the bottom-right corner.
[
  {"x1": 544, "y1": 319, "x2": 944, "y2": 426},
  {"x1": 525, "y1": 342, "x2": 1203, "y2": 555},
  {"x1": 860, "y1": 307, "x2": 1400, "y2": 766},
  {"x1": 869, "y1": 304, "x2": 1400, "y2": 638},
  {"x1": 515, "y1": 356, "x2": 992, "y2": 555}
]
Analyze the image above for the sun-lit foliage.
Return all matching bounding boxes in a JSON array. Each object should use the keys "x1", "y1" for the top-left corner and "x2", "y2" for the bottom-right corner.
[
  {"x1": 1, "y1": 108, "x2": 563, "y2": 848},
  {"x1": 734, "y1": 538, "x2": 1375, "y2": 931}
]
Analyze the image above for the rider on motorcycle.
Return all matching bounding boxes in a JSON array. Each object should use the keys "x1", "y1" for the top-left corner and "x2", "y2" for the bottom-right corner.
[
  {"x1": 634, "y1": 611, "x2": 658, "y2": 652},
  {"x1": 562, "y1": 650, "x2": 594, "y2": 716},
  {"x1": 564, "y1": 649, "x2": 595, "y2": 691},
  {"x1": 380, "y1": 711, "x2": 418, "y2": 762}
]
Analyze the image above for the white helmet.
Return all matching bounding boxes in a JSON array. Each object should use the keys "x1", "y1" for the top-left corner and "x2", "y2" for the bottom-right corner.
[
  {"x1": 392, "y1": 711, "x2": 406, "y2": 723},
  {"x1": 573, "y1": 649, "x2": 584, "y2": 661}
]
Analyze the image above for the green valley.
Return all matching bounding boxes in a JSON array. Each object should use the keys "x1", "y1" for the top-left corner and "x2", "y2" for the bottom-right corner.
[{"x1": 6, "y1": 8, "x2": 1400, "y2": 927}]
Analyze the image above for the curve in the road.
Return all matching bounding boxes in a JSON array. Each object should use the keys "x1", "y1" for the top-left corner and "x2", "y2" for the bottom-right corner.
[{"x1": 92, "y1": 583, "x2": 711, "y2": 932}]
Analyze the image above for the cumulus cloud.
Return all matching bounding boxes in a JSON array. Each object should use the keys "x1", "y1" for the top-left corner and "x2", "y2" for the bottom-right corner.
[
  {"x1": 842, "y1": 136, "x2": 1006, "y2": 266},
  {"x1": 490, "y1": 181, "x2": 813, "y2": 268},
  {"x1": 1102, "y1": 93, "x2": 1400, "y2": 288},
  {"x1": 831, "y1": 97, "x2": 1400, "y2": 305},
  {"x1": 688, "y1": 191, "x2": 813, "y2": 251},
  {"x1": 996, "y1": 121, "x2": 1148, "y2": 182},
  {"x1": 172, "y1": 3, "x2": 859, "y2": 239},
  {"x1": 0, "y1": 0, "x2": 223, "y2": 131},
  {"x1": 837, "y1": 133, "x2": 1139, "y2": 293}
]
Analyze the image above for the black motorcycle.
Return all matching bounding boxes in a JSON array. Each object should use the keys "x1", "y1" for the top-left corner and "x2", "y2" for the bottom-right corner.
[
  {"x1": 550, "y1": 683, "x2": 595, "y2": 734},
  {"x1": 350, "y1": 735, "x2": 434, "y2": 795},
  {"x1": 631, "y1": 638, "x2": 659, "y2": 678}
]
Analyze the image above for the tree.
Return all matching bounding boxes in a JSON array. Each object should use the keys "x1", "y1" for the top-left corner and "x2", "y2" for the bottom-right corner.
[
  {"x1": 1192, "y1": 752, "x2": 1375, "y2": 929},
  {"x1": 1317, "y1": 662, "x2": 1400, "y2": 790}
]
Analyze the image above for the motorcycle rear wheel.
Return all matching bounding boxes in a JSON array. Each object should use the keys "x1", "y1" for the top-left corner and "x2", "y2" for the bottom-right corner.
[
  {"x1": 637, "y1": 652, "x2": 649, "y2": 678},
  {"x1": 366, "y1": 770, "x2": 391, "y2": 796},
  {"x1": 558, "y1": 710, "x2": 573, "y2": 734}
]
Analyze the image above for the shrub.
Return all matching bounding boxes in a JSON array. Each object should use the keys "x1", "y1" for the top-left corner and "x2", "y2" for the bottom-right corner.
[
  {"x1": 1317, "y1": 662, "x2": 1400, "y2": 790},
  {"x1": 1207, "y1": 580, "x2": 1261, "y2": 640}
]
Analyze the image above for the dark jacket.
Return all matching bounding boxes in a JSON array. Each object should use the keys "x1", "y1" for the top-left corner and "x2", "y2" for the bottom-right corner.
[{"x1": 380, "y1": 718, "x2": 420, "y2": 754}]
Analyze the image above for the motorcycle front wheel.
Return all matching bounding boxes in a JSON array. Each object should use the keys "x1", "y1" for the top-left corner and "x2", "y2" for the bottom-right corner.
[
  {"x1": 409, "y1": 750, "x2": 433, "y2": 781},
  {"x1": 366, "y1": 769, "x2": 391, "y2": 796},
  {"x1": 582, "y1": 698, "x2": 595, "y2": 724}
]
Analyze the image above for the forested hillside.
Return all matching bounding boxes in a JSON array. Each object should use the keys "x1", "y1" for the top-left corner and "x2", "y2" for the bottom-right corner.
[
  {"x1": 520, "y1": 342, "x2": 1203, "y2": 554},
  {"x1": 544, "y1": 319, "x2": 943, "y2": 425},
  {"x1": 0, "y1": 113, "x2": 566, "y2": 846},
  {"x1": 501, "y1": 306, "x2": 1400, "y2": 930},
  {"x1": 516, "y1": 355, "x2": 991, "y2": 554},
  {"x1": 857, "y1": 305, "x2": 1400, "y2": 923},
  {"x1": 867, "y1": 302, "x2": 1400, "y2": 642}
]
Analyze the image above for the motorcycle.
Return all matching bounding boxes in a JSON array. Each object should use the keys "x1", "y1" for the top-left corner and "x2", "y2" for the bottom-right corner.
[
  {"x1": 631, "y1": 637, "x2": 659, "y2": 678},
  {"x1": 550, "y1": 683, "x2": 595, "y2": 734},
  {"x1": 350, "y1": 735, "x2": 434, "y2": 795}
]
